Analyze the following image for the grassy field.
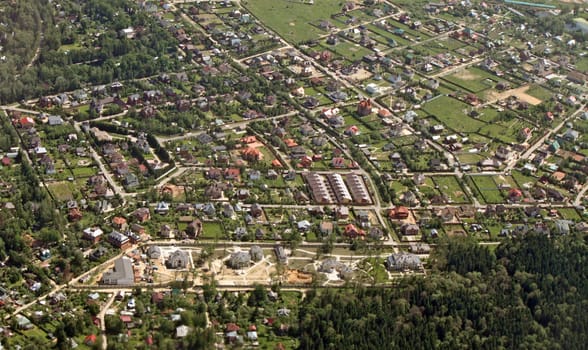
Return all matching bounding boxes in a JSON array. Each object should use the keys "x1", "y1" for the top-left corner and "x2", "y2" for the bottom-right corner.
[
  {"x1": 422, "y1": 96, "x2": 485, "y2": 133},
  {"x1": 478, "y1": 119, "x2": 522, "y2": 144},
  {"x1": 72, "y1": 166, "x2": 97, "y2": 178},
  {"x1": 244, "y1": 0, "x2": 343, "y2": 43},
  {"x1": 469, "y1": 175, "x2": 503, "y2": 203},
  {"x1": 201, "y1": 221, "x2": 224, "y2": 239},
  {"x1": 575, "y1": 56, "x2": 588, "y2": 73},
  {"x1": 476, "y1": 107, "x2": 500, "y2": 123},
  {"x1": 511, "y1": 170, "x2": 536, "y2": 188},
  {"x1": 525, "y1": 84, "x2": 554, "y2": 101},
  {"x1": 442, "y1": 67, "x2": 500, "y2": 93},
  {"x1": 558, "y1": 208, "x2": 581, "y2": 221},
  {"x1": 321, "y1": 40, "x2": 373, "y2": 62},
  {"x1": 47, "y1": 181, "x2": 75, "y2": 201},
  {"x1": 366, "y1": 24, "x2": 410, "y2": 46},
  {"x1": 432, "y1": 176, "x2": 469, "y2": 204},
  {"x1": 458, "y1": 153, "x2": 485, "y2": 164}
]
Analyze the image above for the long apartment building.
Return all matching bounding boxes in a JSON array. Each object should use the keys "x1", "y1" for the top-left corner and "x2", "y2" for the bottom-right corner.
[
  {"x1": 326, "y1": 174, "x2": 353, "y2": 204},
  {"x1": 305, "y1": 172, "x2": 335, "y2": 204},
  {"x1": 304, "y1": 172, "x2": 372, "y2": 205},
  {"x1": 346, "y1": 173, "x2": 372, "y2": 204}
]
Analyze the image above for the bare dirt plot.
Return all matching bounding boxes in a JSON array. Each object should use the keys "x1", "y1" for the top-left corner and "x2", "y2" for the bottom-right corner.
[
  {"x1": 287, "y1": 269, "x2": 313, "y2": 284},
  {"x1": 213, "y1": 258, "x2": 276, "y2": 286},
  {"x1": 347, "y1": 68, "x2": 373, "y2": 81},
  {"x1": 486, "y1": 85, "x2": 542, "y2": 105}
]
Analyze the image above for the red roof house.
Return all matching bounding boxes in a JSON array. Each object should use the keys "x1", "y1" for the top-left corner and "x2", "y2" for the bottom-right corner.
[{"x1": 84, "y1": 334, "x2": 97, "y2": 345}]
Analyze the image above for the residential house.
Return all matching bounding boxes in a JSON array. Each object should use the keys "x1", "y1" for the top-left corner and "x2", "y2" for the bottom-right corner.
[
  {"x1": 166, "y1": 250, "x2": 190, "y2": 269},
  {"x1": 409, "y1": 242, "x2": 431, "y2": 254},
  {"x1": 112, "y1": 216, "x2": 128, "y2": 230},
  {"x1": 250, "y1": 246, "x2": 264, "y2": 261},
  {"x1": 400, "y1": 223, "x2": 420, "y2": 236},
  {"x1": 385, "y1": 253, "x2": 422, "y2": 271},
  {"x1": 228, "y1": 251, "x2": 251, "y2": 269},
  {"x1": 83, "y1": 227, "x2": 104, "y2": 243},
  {"x1": 224, "y1": 168, "x2": 241, "y2": 181},
  {"x1": 274, "y1": 245, "x2": 287, "y2": 263},
  {"x1": 357, "y1": 99, "x2": 373, "y2": 116},
  {"x1": 176, "y1": 325, "x2": 190, "y2": 338},
  {"x1": 132, "y1": 208, "x2": 151, "y2": 223},
  {"x1": 155, "y1": 201, "x2": 170, "y2": 215},
  {"x1": 250, "y1": 204, "x2": 263, "y2": 218},
  {"x1": 344, "y1": 224, "x2": 365, "y2": 239},
  {"x1": 563, "y1": 128, "x2": 580, "y2": 142},
  {"x1": 147, "y1": 246, "x2": 161, "y2": 260},
  {"x1": 186, "y1": 219, "x2": 202, "y2": 237},
  {"x1": 320, "y1": 221, "x2": 334, "y2": 235},
  {"x1": 125, "y1": 173, "x2": 139, "y2": 188},
  {"x1": 108, "y1": 231, "x2": 131, "y2": 250},
  {"x1": 159, "y1": 224, "x2": 174, "y2": 239},
  {"x1": 335, "y1": 206, "x2": 350, "y2": 220},
  {"x1": 388, "y1": 206, "x2": 409, "y2": 219}
]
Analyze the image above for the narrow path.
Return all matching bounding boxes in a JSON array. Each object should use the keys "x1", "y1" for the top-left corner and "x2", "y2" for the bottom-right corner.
[{"x1": 98, "y1": 293, "x2": 116, "y2": 350}]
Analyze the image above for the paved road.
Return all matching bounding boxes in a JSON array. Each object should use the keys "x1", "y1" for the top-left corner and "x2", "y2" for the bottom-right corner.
[{"x1": 506, "y1": 104, "x2": 586, "y2": 171}]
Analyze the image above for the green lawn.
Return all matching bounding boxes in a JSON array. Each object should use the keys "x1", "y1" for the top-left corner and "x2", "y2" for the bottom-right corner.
[
  {"x1": 360, "y1": 257, "x2": 389, "y2": 284},
  {"x1": 422, "y1": 96, "x2": 485, "y2": 133},
  {"x1": 575, "y1": 56, "x2": 588, "y2": 73},
  {"x1": 469, "y1": 175, "x2": 503, "y2": 204},
  {"x1": 72, "y1": 166, "x2": 97, "y2": 178},
  {"x1": 511, "y1": 170, "x2": 536, "y2": 189},
  {"x1": 558, "y1": 208, "x2": 581, "y2": 221},
  {"x1": 244, "y1": 0, "x2": 343, "y2": 43},
  {"x1": 321, "y1": 40, "x2": 373, "y2": 62},
  {"x1": 47, "y1": 181, "x2": 75, "y2": 201},
  {"x1": 525, "y1": 84, "x2": 554, "y2": 101},
  {"x1": 201, "y1": 222, "x2": 224, "y2": 239}
]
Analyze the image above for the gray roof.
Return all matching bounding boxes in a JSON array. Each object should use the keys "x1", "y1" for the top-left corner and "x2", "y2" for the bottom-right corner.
[
  {"x1": 101, "y1": 257, "x2": 134, "y2": 285},
  {"x1": 229, "y1": 251, "x2": 251, "y2": 268},
  {"x1": 385, "y1": 253, "x2": 421, "y2": 271},
  {"x1": 250, "y1": 246, "x2": 263, "y2": 261},
  {"x1": 147, "y1": 246, "x2": 161, "y2": 259},
  {"x1": 167, "y1": 250, "x2": 189, "y2": 269}
]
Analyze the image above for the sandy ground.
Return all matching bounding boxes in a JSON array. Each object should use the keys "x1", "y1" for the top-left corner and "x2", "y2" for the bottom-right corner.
[
  {"x1": 346, "y1": 68, "x2": 373, "y2": 82},
  {"x1": 286, "y1": 269, "x2": 313, "y2": 284},
  {"x1": 485, "y1": 85, "x2": 542, "y2": 105},
  {"x1": 212, "y1": 255, "x2": 276, "y2": 286}
]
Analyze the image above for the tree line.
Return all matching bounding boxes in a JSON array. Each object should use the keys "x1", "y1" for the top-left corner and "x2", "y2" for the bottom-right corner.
[{"x1": 298, "y1": 234, "x2": 588, "y2": 349}]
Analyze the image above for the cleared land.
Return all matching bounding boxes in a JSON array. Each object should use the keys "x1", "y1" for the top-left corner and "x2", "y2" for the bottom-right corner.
[{"x1": 485, "y1": 85, "x2": 543, "y2": 105}]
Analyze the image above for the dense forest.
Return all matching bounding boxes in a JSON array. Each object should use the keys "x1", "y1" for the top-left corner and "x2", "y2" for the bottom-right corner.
[
  {"x1": 297, "y1": 234, "x2": 588, "y2": 349},
  {"x1": 0, "y1": 0, "x2": 180, "y2": 103}
]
